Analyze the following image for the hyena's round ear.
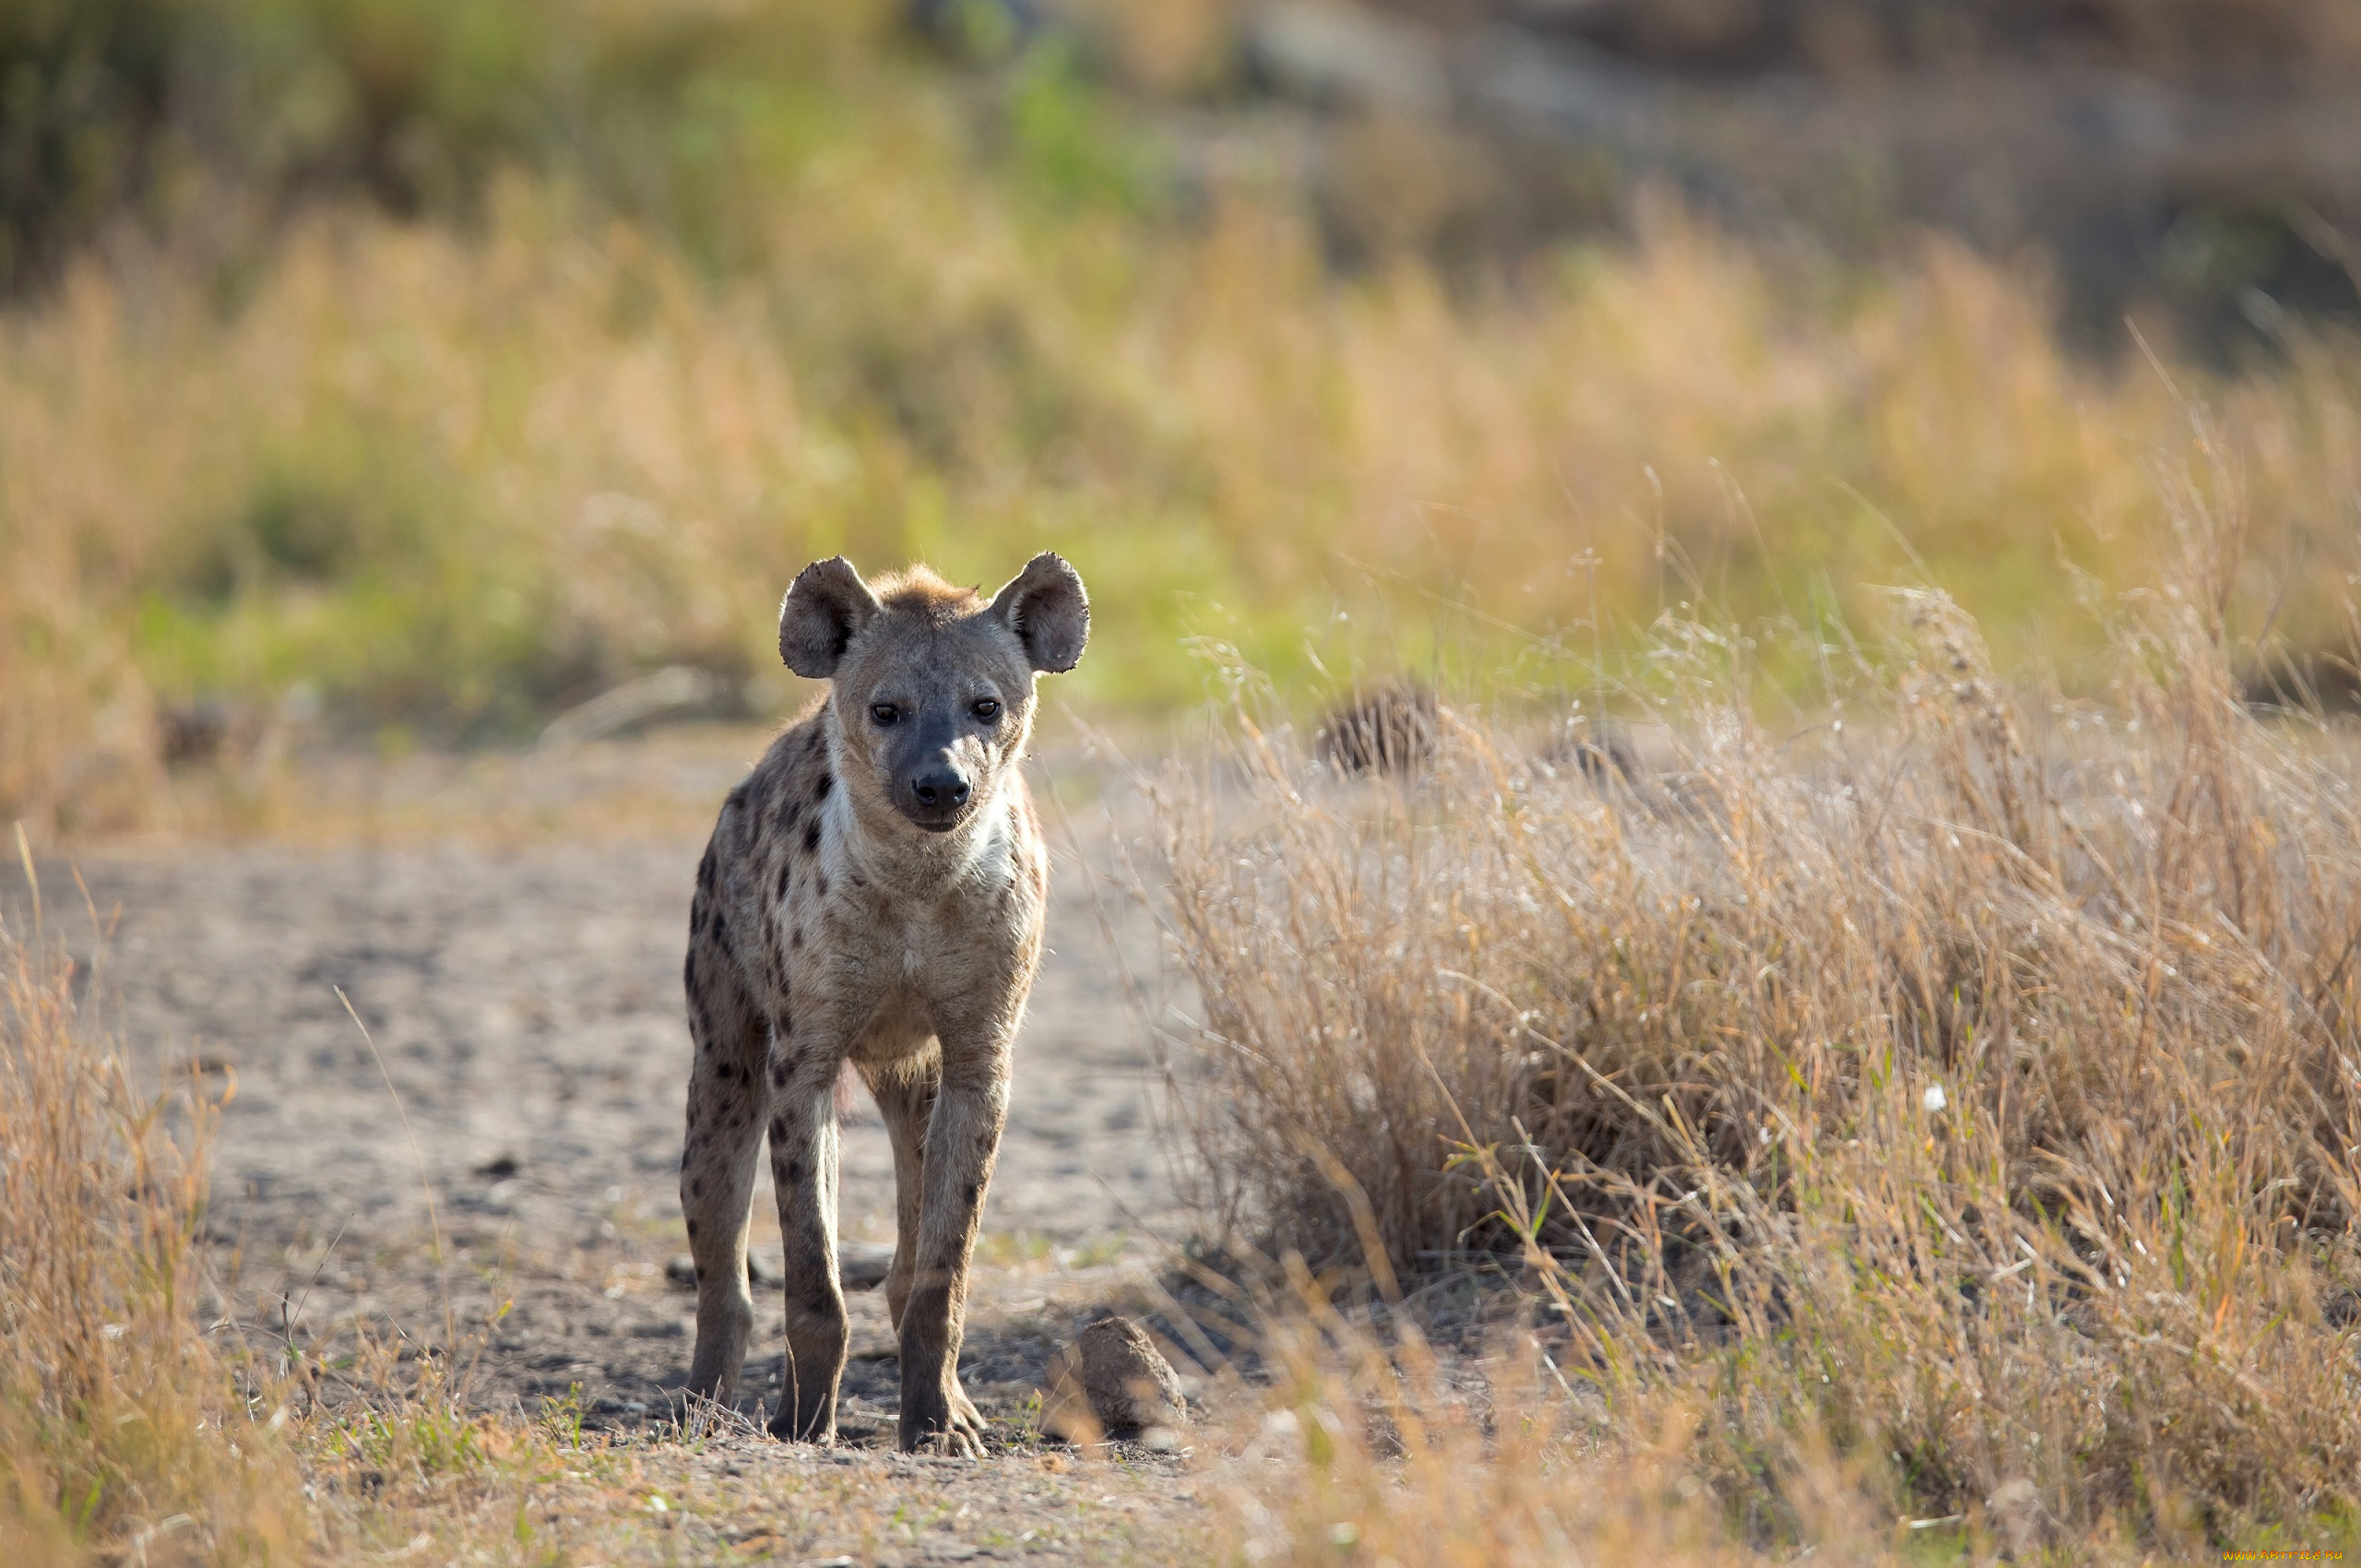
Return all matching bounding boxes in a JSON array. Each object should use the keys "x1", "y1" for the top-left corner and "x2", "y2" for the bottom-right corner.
[
  {"x1": 778, "y1": 557, "x2": 883, "y2": 679},
  {"x1": 989, "y1": 552, "x2": 1089, "y2": 673}
]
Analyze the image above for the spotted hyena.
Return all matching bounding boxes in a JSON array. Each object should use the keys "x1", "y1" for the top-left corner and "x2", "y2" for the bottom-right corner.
[{"x1": 677, "y1": 552, "x2": 1087, "y2": 1455}]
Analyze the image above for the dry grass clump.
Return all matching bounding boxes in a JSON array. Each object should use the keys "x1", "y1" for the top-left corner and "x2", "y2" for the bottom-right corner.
[
  {"x1": 1216, "y1": 1297, "x2": 1892, "y2": 1567},
  {"x1": 1315, "y1": 683, "x2": 1439, "y2": 777},
  {"x1": 0, "y1": 885, "x2": 305, "y2": 1562},
  {"x1": 1154, "y1": 452, "x2": 2361, "y2": 1551}
]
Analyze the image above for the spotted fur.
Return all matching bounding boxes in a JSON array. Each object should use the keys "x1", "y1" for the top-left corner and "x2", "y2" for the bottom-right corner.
[{"x1": 678, "y1": 552, "x2": 1086, "y2": 1455}]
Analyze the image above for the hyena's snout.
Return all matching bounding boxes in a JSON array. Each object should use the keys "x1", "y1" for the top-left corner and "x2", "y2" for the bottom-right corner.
[
  {"x1": 907, "y1": 759, "x2": 970, "y2": 817},
  {"x1": 894, "y1": 728, "x2": 979, "y2": 834}
]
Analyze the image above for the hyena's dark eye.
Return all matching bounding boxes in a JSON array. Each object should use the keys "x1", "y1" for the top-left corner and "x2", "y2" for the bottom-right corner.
[
  {"x1": 972, "y1": 698, "x2": 1001, "y2": 722},
  {"x1": 870, "y1": 703, "x2": 899, "y2": 726}
]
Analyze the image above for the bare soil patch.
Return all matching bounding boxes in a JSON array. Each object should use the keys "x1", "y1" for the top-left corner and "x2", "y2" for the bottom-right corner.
[{"x1": 23, "y1": 737, "x2": 1216, "y2": 1562}]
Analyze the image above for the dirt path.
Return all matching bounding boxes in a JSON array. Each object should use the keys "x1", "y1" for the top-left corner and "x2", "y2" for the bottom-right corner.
[{"x1": 29, "y1": 738, "x2": 1222, "y2": 1562}]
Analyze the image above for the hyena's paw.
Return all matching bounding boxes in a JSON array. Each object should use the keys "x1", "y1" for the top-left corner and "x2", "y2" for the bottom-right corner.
[
  {"x1": 899, "y1": 1381, "x2": 988, "y2": 1457},
  {"x1": 765, "y1": 1403, "x2": 838, "y2": 1446}
]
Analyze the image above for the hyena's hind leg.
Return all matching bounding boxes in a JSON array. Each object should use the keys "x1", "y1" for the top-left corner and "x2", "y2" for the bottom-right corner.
[{"x1": 679, "y1": 905, "x2": 770, "y2": 1407}]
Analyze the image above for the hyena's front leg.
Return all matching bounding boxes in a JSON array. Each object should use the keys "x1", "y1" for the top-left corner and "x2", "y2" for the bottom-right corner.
[
  {"x1": 680, "y1": 922, "x2": 771, "y2": 1407},
  {"x1": 897, "y1": 1043, "x2": 1010, "y2": 1455},
  {"x1": 766, "y1": 1041, "x2": 848, "y2": 1443},
  {"x1": 863, "y1": 1052, "x2": 940, "y2": 1336}
]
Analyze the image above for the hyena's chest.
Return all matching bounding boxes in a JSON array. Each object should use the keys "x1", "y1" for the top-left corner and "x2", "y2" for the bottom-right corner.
[{"x1": 765, "y1": 822, "x2": 1038, "y2": 1029}]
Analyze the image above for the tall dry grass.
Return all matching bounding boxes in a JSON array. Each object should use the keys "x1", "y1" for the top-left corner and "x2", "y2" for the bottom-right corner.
[
  {"x1": 0, "y1": 877, "x2": 306, "y2": 1563},
  {"x1": 1154, "y1": 440, "x2": 2361, "y2": 1554}
]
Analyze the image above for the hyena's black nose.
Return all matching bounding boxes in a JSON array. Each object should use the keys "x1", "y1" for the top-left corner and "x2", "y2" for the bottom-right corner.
[{"x1": 912, "y1": 770, "x2": 970, "y2": 809}]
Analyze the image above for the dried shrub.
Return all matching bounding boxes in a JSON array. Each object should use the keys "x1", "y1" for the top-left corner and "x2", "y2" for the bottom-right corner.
[{"x1": 1316, "y1": 683, "x2": 1438, "y2": 777}]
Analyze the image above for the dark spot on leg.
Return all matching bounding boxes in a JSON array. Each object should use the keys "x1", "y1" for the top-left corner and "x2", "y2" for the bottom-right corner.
[
  {"x1": 686, "y1": 1218, "x2": 700, "y2": 1239},
  {"x1": 790, "y1": 927, "x2": 803, "y2": 951},
  {"x1": 776, "y1": 861, "x2": 792, "y2": 901},
  {"x1": 848, "y1": 874, "x2": 866, "y2": 891},
  {"x1": 771, "y1": 1061, "x2": 789, "y2": 1088},
  {"x1": 964, "y1": 1182, "x2": 981, "y2": 1208},
  {"x1": 684, "y1": 952, "x2": 698, "y2": 990},
  {"x1": 781, "y1": 1160, "x2": 803, "y2": 1184},
  {"x1": 815, "y1": 873, "x2": 829, "y2": 898},
  {"x1": 713, "y1": 913, "x2": 729, "y2": 943},
  {"x1": 690, "y1": 1178, "x2": 703, "y2": 1196},
  {"x1": 803, "y1": 823, "x2": 821, "y2": 855}
]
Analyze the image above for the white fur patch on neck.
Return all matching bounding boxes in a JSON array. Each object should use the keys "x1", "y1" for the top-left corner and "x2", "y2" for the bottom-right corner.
[
  {"x1": 827, "y1": 769, "x2": 1018, "y2": 900},
  {"x1": 955, "y1": 798, "x2": 1018, "y2": 889}
]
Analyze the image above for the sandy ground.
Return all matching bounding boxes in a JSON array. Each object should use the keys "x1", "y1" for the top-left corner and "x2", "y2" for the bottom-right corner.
[{"x1": 26, "y1": 731, "x2": 1229, "y2": 1564}]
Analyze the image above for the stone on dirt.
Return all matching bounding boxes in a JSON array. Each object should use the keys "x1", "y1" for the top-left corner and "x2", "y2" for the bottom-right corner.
[{"x1": 1042, "y1": 1314, "x2": 1188, "y2": 1445}]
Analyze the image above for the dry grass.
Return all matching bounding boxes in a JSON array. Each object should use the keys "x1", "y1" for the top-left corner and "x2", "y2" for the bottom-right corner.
[
  {"x1": 1151, "y1": 438, "x2": 2361, "y2": 1557},
  {"x1": 0, "y1": 873, "x2": 308, "y2": 1562},
  {"x1": 9, "y1": 166, "x2": 2361, "y2": 836}
]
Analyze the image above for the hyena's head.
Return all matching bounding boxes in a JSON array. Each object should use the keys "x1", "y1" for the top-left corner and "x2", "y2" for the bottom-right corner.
[{"x1": 777, "y1": 553, "x2": 1087, "y2": 835}]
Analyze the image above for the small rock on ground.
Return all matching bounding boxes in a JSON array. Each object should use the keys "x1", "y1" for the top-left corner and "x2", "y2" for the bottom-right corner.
[{"x1": 1044, "y1": 1314, "x2": 1187, "y2": 1443}]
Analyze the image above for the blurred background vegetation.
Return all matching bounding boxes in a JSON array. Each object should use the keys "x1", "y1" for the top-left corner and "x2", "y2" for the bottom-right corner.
[{"x1": 4, "y1": 0, "x2": 2359, "y2": 829}]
